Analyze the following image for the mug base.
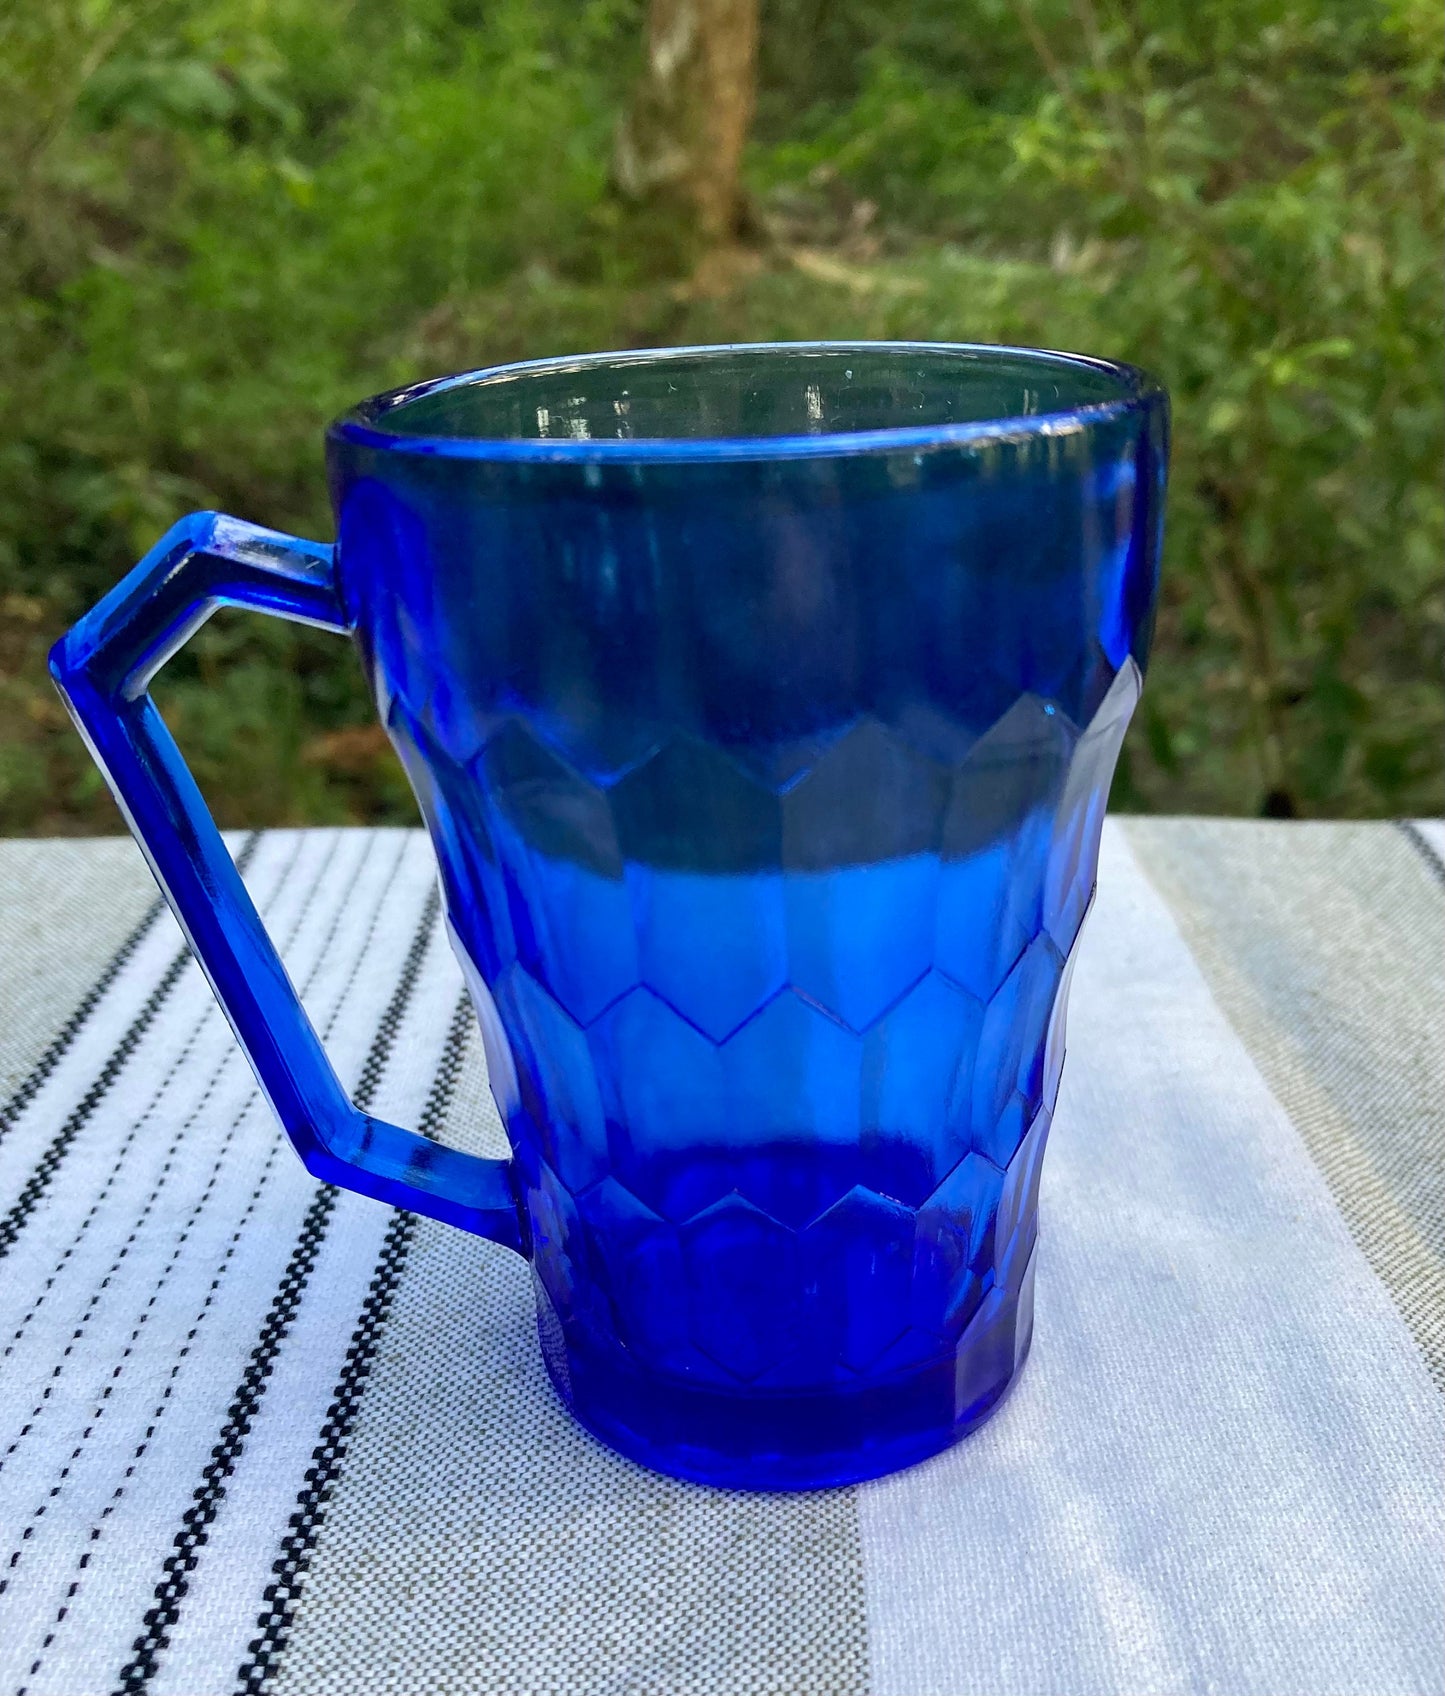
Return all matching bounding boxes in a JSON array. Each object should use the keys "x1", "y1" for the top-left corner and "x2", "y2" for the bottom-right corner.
[{"x1": 535, "y1": 1254, "x2": 1036, "y2": 1491}]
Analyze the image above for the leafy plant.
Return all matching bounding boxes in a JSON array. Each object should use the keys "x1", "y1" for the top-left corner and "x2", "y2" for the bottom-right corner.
[{"x1": 0, "y1": 0, "x2": 1438, "y2": 831}]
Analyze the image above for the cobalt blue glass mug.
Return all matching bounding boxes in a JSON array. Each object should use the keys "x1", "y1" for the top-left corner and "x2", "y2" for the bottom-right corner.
[{"x1": 51, "y1": 343, "x2": 1167, "y2": 1489}]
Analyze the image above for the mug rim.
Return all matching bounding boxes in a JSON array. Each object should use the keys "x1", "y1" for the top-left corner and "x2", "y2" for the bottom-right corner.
[{"x1": 328, "y1": 339, "x2": 1164, "y2": 464}]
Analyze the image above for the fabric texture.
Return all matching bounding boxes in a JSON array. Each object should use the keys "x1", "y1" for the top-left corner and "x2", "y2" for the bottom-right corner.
[
  {"x1": 1126, "y1": 818, "x2": 1445, "y2": 1390},
  {"x1": 1405, "y1": 818, "x2": 1445, "y2": 874},
  {"x1": 0, "y1": 835, "x2": 161, "y2": 1106},
  {"x1": 0, "y1": 822, "x2": 1440, "y2": 1696},
  {"x1": 859, "y1": 826, "x2": 1443, "y2": 1696}
]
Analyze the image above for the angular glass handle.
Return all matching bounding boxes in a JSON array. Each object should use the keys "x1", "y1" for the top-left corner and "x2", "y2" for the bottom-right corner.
[{"x1": 49, "y1": 511, "x2": 524, "y2": 1251}]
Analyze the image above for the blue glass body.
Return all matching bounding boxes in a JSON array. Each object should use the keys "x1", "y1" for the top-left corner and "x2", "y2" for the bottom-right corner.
[{"x1": 52, "y1": 344, "x2": 1167, "y2": 1489}]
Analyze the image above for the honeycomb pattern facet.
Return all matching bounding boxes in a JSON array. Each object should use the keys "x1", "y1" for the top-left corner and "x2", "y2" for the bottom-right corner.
[{"x1": 395, "y1": 679, "x2": 1134, "y2": 1436}]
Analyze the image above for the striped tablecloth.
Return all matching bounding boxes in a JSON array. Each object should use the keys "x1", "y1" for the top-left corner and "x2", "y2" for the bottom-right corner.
[{"x1": 0, "y1": 821, "x2": 1441, "y2": 1696}]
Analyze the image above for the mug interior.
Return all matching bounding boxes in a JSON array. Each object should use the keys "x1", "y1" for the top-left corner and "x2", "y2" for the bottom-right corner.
[{"x1": 351, "y1": 342, "x2": 1142, "y2": 445}]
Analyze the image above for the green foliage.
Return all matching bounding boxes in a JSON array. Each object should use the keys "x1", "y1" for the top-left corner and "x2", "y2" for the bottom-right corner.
[
  {"x1": 1, "y1": 0, "x2": 1439, "y2": 831},
  {"x1": 754, "y1": 0, "x2": 1445, "y2": 812}
]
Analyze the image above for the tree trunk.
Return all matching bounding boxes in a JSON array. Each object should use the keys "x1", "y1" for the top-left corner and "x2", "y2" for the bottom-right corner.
[{"x1": 614, "y1": 0, "x2": 760, "y2": 247}]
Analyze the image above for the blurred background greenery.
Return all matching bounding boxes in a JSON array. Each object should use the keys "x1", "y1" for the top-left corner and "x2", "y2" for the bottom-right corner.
[{"x1": 1, "y1": 0, "x2": 1440, "y2": 835}]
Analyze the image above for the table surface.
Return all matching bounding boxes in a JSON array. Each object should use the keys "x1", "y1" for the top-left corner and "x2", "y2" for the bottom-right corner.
[{"x1": 0, "y1": 819, "x2": 1441, "y2": 1696}]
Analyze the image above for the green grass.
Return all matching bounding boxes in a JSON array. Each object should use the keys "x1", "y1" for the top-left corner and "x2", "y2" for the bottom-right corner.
[{"x1": 2, "y1": 0, "x2": 1440, "y2": 833}]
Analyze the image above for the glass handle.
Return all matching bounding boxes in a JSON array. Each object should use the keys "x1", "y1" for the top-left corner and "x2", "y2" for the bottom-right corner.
[{"x1": 49, "y1": 511, "x2": 524, "y2": 1251}]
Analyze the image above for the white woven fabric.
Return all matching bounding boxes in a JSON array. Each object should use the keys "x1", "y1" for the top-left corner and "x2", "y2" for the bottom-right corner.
[
  {"x1": 1412, "y1": 818, "x2": 1445, "y2": 864},
  {"x1": 0, "y1": 836, "x2": 158, "y2": 1103},
  {"x1": 0, "y1": 823, "x2": 1439, "y2": 1696},
  {"x1": 858, "y1": 828, "x2": 1444, "y2": 1696},
  {"x1": 0, "y1": 831, "x2": 439, "y2": 1696}
]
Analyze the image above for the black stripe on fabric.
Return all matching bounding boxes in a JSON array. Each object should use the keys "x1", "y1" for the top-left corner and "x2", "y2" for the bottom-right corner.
[
  {"x1": 112, "y1": 883, "x2": 442, "y2": 1696},
  {"x1": 0, "y1": 903, "x2": 167, "y2": 1142},
  {"x1": 2, "y1": 828, "x2": 365, "y2": 1673},
  {"x1": 2, "y1": 837, "x2": 315, "y2": 1364},
  {"x1": 0, "y1": 832, "x2": 347, "y2": 1498},
  {"x1": 233, "y1": 988, "x2": 473, "y2": 1696},
  {"x1": 10, "y1": 835, "x2": 402, "y2": 1696},
  {"x1": 0, "y1": 833, "x2": 258, "y2": 1147},
  {"x1": 0, "y1": 835, "x2": 274, "y2": 1262},
  {"x1": 1396, "y1": 819, "x2": 1445, "y2": 891}
]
